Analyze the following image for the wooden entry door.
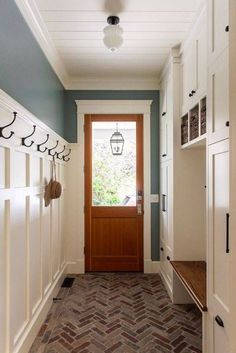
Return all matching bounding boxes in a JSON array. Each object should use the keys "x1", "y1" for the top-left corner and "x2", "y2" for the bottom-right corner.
[{"x1": 84, "y1": 114, "x2": 144, "y2": 272}]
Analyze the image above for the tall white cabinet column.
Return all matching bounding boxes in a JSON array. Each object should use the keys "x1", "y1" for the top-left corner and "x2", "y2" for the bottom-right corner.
[
  {"x1": 159, "y1": 48, "x2": 206, "y2": 302},
  {"x1": 207, "y1": 0, "x2": 236, "y2": 352}
]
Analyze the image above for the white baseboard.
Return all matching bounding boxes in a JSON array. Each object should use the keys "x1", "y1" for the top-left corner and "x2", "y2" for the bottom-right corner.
[
  {"x1": 66, "y1": 260, "x2": 160, "y2": 274},
  {"x1": 67, "y1": 259, "x2": 85, "y2": 274},
  {"x1": 17, "y1": 265, "x2": 67, "y2": 353},
  {"x1": 144, "y1": 260, "x2": 160, "y2": 273}
]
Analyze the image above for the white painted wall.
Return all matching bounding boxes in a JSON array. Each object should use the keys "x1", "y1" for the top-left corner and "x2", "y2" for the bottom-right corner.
[{"x1": 0, "y1": 90, "x2": 67, "y2": 353}]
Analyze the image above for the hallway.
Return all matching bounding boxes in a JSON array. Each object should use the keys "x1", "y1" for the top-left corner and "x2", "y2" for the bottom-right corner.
[{"x1": 30, "y1": 274, "x2": 201, "y2": 353}]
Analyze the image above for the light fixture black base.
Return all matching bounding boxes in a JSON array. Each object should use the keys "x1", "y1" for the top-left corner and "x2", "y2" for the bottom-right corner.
[{"x1": 107, "y1": 16, "x2": 120, "y2": 25}]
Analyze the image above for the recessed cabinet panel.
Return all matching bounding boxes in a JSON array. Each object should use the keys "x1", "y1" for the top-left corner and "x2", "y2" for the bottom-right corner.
[
  {"x1": 208, "y1": 0, "x2": 229, "y2": 62},
  {"x1": 196, "y1": 20, "x2": 207, "y2": 99},
  {"x1": 208, "y1": 140, "x2": 230, "y2": 352},
  {"x1": 208, "y1": 49, "x2": 229, "y2": 144}
]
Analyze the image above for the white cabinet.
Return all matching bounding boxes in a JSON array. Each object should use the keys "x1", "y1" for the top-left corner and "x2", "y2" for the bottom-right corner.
[
  {"x1": 160, "y1": 161, "x2": 172, "y2": 251},
  {"x1": 207, "y1": 139, "x2": 230, "y2": 353},
  {"x1": 181, "y1": 7, "x2": 207, "y2": 114},
  {"x1": 160, "y1": 77, "x2": 173, "y2": 161},
  {"x1": 207, "y1": 49, "x2": 229, "y2": 144},
  {"x1": 208, "y1": 0, "x2": 229, "y2": 63}
]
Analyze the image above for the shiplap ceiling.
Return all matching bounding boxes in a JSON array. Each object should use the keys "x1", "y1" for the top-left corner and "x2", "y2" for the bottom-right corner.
[{"x1": 32, "y1": 0, "x2": 204, "y2": 87}]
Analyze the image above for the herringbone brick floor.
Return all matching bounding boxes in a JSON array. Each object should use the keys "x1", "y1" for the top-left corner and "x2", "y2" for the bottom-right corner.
[{"x1": 30, "y1": 273, "x2": 202, "y2": 353}]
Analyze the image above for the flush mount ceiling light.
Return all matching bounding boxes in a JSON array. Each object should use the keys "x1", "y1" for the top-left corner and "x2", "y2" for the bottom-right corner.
[{"x1": 103, "y1": 16, "x2": 124, "y2": 52}]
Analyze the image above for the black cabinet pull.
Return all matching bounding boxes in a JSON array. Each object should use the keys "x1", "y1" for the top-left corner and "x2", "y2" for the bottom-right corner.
[
  {"x1": 226, "y1": 213, "x2": 230, "y2": 253},
  {"x1": 225, "y1": 25, "x2": 229, "y2": 32},
  {"x1": 189, "y1": 93, "x2": 193, "y2": 97},
  {"x1": 215, "y1": 315, "x2": 224, "y2": 327},
  {"x1": 162, "y1": 112, "x2": 166, "y2": 116},
  {"x1": 166, "y1": 256, "x2": 170, "y2": 261},
  {"x1": 226, "y1": 121, "x2": 230, "y2": 127},
  {"x1": 162, "y1": 154, "x2": 167, "y2": 157},
  {"x1": 191, "y1": 90, "x2": 196, "y2": 95},
  {"x1": 162, "y1": 194, "x2": 166, "y2": 212},
  {"x1": 160, "y1": 247, "x2": 164, "y2": 252}
]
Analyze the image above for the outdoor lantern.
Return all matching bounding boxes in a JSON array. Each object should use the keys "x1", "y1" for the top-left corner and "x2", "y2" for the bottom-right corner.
[{"x1": 110, "y1": 123, "x2": 124, "y2": 155}]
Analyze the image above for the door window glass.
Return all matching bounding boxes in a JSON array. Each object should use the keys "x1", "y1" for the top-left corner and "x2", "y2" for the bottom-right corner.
[{"x1": 92, "y1": 121, "x2": 136, "y2": 206}]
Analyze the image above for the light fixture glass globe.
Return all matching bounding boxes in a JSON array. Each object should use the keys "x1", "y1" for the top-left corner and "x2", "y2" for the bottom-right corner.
[{"x1": 103, "y1": 25, "x2": 123, "y2": 52}]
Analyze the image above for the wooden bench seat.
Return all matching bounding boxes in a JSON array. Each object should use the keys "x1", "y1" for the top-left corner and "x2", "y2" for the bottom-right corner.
[{"x1": 170, "y1": 261, "x2": 207, "y2": 312}]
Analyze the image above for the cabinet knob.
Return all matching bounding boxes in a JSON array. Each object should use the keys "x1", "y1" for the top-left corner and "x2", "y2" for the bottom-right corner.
[
  {"x1": 162, "y1": 112, "x2": 166, "y2": 117},
  {"x1": 166, "y1": 256, "x2": 170, "y2": 261},
  {"x1": 160, "y1": 247, "x2": 164, "y2": 252},
  {"x1": 225, "y1": 25, "x2": 229, "y2": 32},
  {"x1": 189, "y1": 93, "x2": 193, "y2": 97},
  {"x1": 226, "y1": 121, "x2": 230, "y2": 127},
  {"x1": 162, "y1": 154, "x2": 167, "y2": 157},
  {"x1": 191, "y1": 90, "x2": 196, "y2": 95},
  {"x1": 215, "y1": 315, "x2": 224, "y2": 327}
]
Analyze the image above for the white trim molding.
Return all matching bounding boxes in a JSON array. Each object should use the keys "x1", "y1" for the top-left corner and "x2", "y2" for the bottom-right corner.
[
  {"x1": 65, "y1": 100, "x2": 159, "y2": 274},
  {"x1": 67, "y1": 78, "x2": 160, "y2": 90},
  {"x1": 15, "y1": 0, "x2": 68, "y2": 86}
]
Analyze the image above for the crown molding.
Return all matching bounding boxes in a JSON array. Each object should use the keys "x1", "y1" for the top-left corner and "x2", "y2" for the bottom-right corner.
[
  {"x1": 65, "y1": 77, "x2": 160, "y2": 90},
  {"x1": 15, "y1": 0, "x2": 68, "y2": 87}
]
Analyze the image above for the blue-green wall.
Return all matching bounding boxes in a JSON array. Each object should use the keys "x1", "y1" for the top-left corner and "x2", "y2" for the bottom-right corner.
[
  {"x1": 0, "y1": 0, "x2": 65, "y2": 136},
  {"x1": 64, "y1": 90, "x2": 160, "y2": 260},
  {"x1": 0, "y1": 0, "x2": 160, "y2": 260}
]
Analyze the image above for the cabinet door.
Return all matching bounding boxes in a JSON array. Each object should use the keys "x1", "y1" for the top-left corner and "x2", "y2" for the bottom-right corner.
[
  {"x1": 208, "y1": 139, "x2": 230, "y2": 353},
  {"x1": 160, "y1": 161, "x2": 172, "y2": 250},
  {"x1": 182, "y1": 42, "x2": 195, "y2": 112},
  {"x1": 195, "y1": 17, "x2": 207, "y2": 100},
  {"x1": 208, "y1": 0, "x2": 229, "y2": 63},
  {"x1": 208, "y1": 49, "x2": 229, "y2": 144},
  {"x1": 160, "y1": 79, "x2": 172, "y2": 162}
]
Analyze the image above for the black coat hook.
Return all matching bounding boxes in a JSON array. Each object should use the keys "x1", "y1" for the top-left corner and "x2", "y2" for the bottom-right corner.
[
  {"x1": 21, "y1": 125, "x2": 36, "y2": 147},
  {"x1": 57, "y1": 145, "x2": 66, "y2": 160},
  {"x1": 0, "y1": 111, "x2": 17, "y2": 139},
  {"x1": 63, "y1": 148, "x2": 71, "y2": 162},
  {"x1": 37, "y1": 134, "x2": 49, "y2": 153},
  {"x1": 48, "y1": 140, "x2": 59, "y2": 156}
]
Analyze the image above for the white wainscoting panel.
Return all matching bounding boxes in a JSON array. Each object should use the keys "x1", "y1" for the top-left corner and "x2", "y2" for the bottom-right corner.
[{"x1": 0, "y1": 89, "x2": 68, "y2": 353}]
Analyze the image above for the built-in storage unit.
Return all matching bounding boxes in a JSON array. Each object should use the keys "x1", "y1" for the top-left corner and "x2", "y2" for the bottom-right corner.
[
  {"x1": 160, "y1": 47, "x2": 207, "y2": 306},
  {"x1": 160, "y1": 0, "x2": 236, "y2": 352}
]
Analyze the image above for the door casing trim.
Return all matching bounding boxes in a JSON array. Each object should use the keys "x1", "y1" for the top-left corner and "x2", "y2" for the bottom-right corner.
[{"x1": 73, "y1": 100, "x2": 153, "y2": 273}]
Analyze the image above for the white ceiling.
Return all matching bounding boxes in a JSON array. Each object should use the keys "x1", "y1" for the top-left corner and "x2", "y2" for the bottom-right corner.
[{"x1": 28, "y1": 0, "x2": 204, "y2": 88}]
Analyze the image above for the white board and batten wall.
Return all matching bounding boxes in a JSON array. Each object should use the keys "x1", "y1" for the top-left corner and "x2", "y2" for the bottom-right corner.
[{"x1": 0, "y1": 89, "x2": 68, "y2": 353}]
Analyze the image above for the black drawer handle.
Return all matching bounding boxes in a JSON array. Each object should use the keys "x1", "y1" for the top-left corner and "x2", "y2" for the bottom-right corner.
[
  {"x1": 226, "y1": 121, "x2": 230, "y2": 127},
  {"x1": 166, "y1": 256, "x2": 170, "y2": 261},
  {"x1": 162, "y1": 112, "x2": 166, "y2": 116},
  {"x1": 162, "y1": 154, "x2": 167, "y2": 157},
  {"x1": 226, "y1": 213, "x2": 230, "y2": 253},
  {"x1": 162, "y1": 194, "x2": 166, "y2": 212},
  {"x1": 225, "y1": 25, "x2": 229, "y2": 32},
  {"x1": 160, "y1": 247, "x2": 164, "y2": 252},
  {"x1": 215, "y1": 315, "x2": 224, "y2": 327}
]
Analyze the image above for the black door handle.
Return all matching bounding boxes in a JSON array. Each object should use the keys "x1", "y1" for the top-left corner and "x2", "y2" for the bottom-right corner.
[
  {"x1": 226, "y1": 121, "x2": 230, "y2": 127},
  {"x1": 162, "y1": 194, "x2": 166, "y2": 212},
  {"x1": 189, "y1": 93, "x2": 193, "y2": 97},
  {"x1": 160, "y1": 247, "x2": 164, "y2": 252},
  {"x1": 191, "y1": 90, "x2": 196, "y2": 95},
  {"x1": 162, "y1": 154, "x2": 167, "y2": 157},
  {"x1": 226, "y1": 213, "x2": 230, "y2": 253},
  {"x1": 215, "y1": 315, "x2": 224, "y2": 327},
  {"x1": 166, "y1": 256, "x2": 170, "y2": 261},
  {"x1": 225, "y1": 25, "x2": 229, "y2": 32},
  {"x1": 162, "y1": 112, "x2": 166, "y2": 116}
]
